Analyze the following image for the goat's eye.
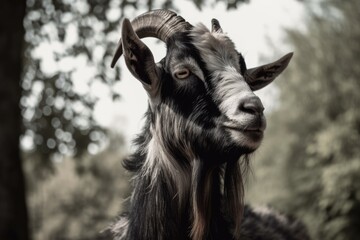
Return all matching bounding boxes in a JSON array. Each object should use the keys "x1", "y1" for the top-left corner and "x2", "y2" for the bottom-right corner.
[{"x1": 174, "y1": 69, "x2": 190, "y2": 79}]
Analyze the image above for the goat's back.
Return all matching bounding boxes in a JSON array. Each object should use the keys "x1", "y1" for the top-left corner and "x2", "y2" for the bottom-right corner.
[{"x1": 240, "y1": 205, "x2": 310, "y2": 240}]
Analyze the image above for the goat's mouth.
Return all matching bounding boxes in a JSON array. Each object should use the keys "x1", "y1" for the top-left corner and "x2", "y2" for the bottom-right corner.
[
  {"x1": 223, "y1": 119, "x2": 266, "y2": 132},
  {"x1": 226, "y1": 126, "x2": 263, "y2": 133},
  {"x1": 222, "y1": 119, "x2": 266, "y2": 146},
  {"x1": 224, "y1": 125, "x2": 264, "y2": 137}
]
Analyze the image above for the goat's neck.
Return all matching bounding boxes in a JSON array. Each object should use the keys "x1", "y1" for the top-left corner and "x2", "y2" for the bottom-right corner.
[{"x1": 127, "y1": 131, "x2": 242, "y2": 240}]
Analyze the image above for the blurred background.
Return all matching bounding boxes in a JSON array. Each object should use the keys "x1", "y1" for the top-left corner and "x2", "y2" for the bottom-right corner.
[{"x1": 0, "y1": 0, "x2": 359, "y2": 239}]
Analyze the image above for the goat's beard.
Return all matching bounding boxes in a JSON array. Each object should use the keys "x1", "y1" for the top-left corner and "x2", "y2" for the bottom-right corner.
[
  {"x1": 152, "y1": 106, "x2": 253, "y2": 239},
  {"x1": 190, "y1": 155, "x2": 250, "y2": 240},
  {"x1": 223, "y1": 156, "x2": 250, "y2": 238},
  {"x1": 155, "y1": 122, "x2": 250, "y2": 240}
]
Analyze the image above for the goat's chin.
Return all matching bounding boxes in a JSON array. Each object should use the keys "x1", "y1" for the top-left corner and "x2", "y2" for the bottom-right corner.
[{"x1": 228, "y1": 128, "x2": 264, "y2": 153}]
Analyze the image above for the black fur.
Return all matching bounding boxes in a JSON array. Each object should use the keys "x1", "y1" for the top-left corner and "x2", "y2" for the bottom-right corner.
[{"x1": 111, "y1": 17, "x2": 309, "y2": 240}]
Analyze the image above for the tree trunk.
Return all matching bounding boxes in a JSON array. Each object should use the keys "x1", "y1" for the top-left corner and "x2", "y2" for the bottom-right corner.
[{"x1": 0, "y1": 0, "x2": 30, "y2": 240}]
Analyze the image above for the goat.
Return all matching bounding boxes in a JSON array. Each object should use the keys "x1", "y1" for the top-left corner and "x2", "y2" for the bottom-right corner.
[{"x1": 110, "y1": 9, "x2": 310, "y2": 240}]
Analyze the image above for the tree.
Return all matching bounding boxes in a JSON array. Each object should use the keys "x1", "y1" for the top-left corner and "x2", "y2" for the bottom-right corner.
[
  {"x1": 0, "y1": 1, "x2": 30, "y2": 240},
  {"x1": 247, "y1": 1, "x2": 360, "y2": 239}
]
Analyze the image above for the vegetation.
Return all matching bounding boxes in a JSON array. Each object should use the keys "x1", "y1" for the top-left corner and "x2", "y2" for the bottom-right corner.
[
  {"x1": 247, "y1": 1, "x2": 360, "y2": 240},
  {"x1": 25, "y1": 134, "x2": 129, "y2": 239}
]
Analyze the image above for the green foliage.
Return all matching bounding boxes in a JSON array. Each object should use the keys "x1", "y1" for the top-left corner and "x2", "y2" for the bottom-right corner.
[{"x1": 247, "y1": 1, "x2": 360, "y2": 239}]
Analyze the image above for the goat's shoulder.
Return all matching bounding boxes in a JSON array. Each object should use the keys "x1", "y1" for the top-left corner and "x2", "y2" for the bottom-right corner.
[
  {"x1": 240, "y1": 205, "x2": 311, "y2": 240},
  {"x1": 110, "y1": 208, "x2": 311, "y2": 240}
]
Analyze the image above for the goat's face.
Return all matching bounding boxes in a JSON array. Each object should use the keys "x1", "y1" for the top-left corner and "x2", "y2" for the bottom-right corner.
[{"x1": 111, "y1": 10, "x2": 292, "y2": 157}]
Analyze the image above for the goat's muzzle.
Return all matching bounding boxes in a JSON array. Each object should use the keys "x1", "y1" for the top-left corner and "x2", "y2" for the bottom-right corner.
[{"x1": 222, "y1": 95, "x2": 267, "y2": 150}]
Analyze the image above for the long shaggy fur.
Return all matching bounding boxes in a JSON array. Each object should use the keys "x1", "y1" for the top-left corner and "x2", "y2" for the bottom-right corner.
[{"x1": 110, "y1": 12, "x2": 310, "y2": 240}]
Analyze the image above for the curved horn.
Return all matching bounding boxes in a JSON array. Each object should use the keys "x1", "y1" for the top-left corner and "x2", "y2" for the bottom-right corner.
[{"x1": 111, "y1": 10, "x2": 192, "y2": 68}]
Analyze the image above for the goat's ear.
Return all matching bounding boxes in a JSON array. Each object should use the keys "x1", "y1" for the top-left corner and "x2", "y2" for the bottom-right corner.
[
  {"x1": 245, "y1": 52, "x2": 293, "y2": 91},
  {"x1": 121, "y1": 18, "x2": 160, "y2": 98}
]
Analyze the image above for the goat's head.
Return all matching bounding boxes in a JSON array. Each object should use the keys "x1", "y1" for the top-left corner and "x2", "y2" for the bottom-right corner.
[{"x1": 111, "y1": 10, "x2": 292, "y2": 159}]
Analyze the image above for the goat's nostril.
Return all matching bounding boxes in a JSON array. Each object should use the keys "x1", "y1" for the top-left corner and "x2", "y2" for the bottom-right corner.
[{"x1": 240, "y1": 97, "x2": 264, "y2": 114}]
